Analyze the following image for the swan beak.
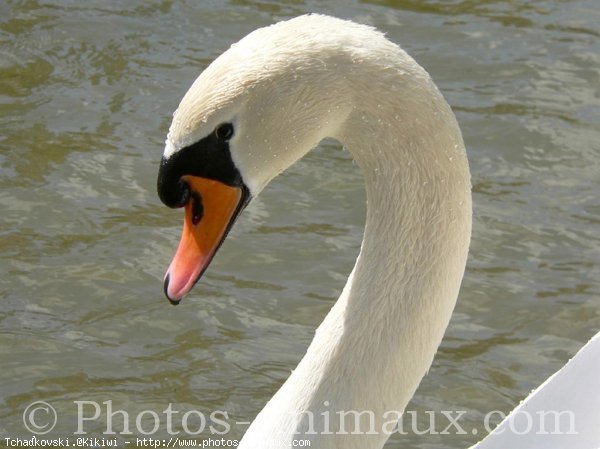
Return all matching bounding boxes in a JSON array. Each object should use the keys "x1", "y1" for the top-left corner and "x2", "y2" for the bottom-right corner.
[{"x1": 163, "y1": 175, "x2": 246, "y2": 304}]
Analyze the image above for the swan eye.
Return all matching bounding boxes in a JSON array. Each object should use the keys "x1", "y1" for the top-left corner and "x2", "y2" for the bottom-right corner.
[{"x1": 214, "y1": 123, "x2": 234, "y2": 141}]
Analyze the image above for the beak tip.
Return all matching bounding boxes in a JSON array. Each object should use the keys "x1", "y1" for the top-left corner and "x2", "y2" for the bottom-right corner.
[{"x1": 163, "y1": 273, "x2": 182, "y2": 306}]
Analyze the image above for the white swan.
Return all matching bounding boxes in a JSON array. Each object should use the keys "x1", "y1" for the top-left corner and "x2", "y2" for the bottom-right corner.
[{"x1": 157, "y1": 14, "x2": 600, "y2": 449}]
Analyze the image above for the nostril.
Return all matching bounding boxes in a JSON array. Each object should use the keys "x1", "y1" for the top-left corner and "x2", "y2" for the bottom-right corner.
[{"x1": 191, "y1": 193, "x2": 204, "y2": 225}]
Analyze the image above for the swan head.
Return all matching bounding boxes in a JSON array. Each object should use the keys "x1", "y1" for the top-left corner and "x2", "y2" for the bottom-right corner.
[{"x1": 158, "y1": 15, "x2": 359, "y2": 303}]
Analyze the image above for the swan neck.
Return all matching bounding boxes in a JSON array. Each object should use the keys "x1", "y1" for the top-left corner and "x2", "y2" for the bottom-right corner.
[{"x1": 240, "y1": 46, "x2": 472, "y2": 449}]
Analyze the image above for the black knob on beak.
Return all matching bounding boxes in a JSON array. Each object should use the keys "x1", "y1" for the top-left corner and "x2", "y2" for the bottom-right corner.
[{"x1": 157, "y1": 157, "x2": 190, "y2": 208}]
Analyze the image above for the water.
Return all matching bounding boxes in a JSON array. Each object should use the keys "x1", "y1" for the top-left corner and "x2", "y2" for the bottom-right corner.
[{"x1": 1, "y1": 1, "x2": 598, "y2": 447}]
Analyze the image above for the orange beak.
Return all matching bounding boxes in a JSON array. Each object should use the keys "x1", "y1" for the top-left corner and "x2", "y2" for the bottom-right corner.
[{"x1": 164, "y1": 175, "x2": 246, "y2": 304}]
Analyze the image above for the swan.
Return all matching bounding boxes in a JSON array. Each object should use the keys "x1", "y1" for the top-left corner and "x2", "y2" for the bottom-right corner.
[{"x1": 156, "y1": 14, "x2": 600, "y2": 449}]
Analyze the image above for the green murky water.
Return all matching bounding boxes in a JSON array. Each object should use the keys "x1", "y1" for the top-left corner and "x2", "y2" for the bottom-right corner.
[{"x1": 1, "y1": 1, "x2": 598, "y2": 447}]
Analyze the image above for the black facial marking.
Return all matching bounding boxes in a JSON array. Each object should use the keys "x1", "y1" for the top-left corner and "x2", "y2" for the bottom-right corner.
[
  {"x1": 157, "y1": 124, "x2": 246, "y2": 208},
  {"x1": 173, "y1": 179, "x2": 190, "y2": 208}
]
